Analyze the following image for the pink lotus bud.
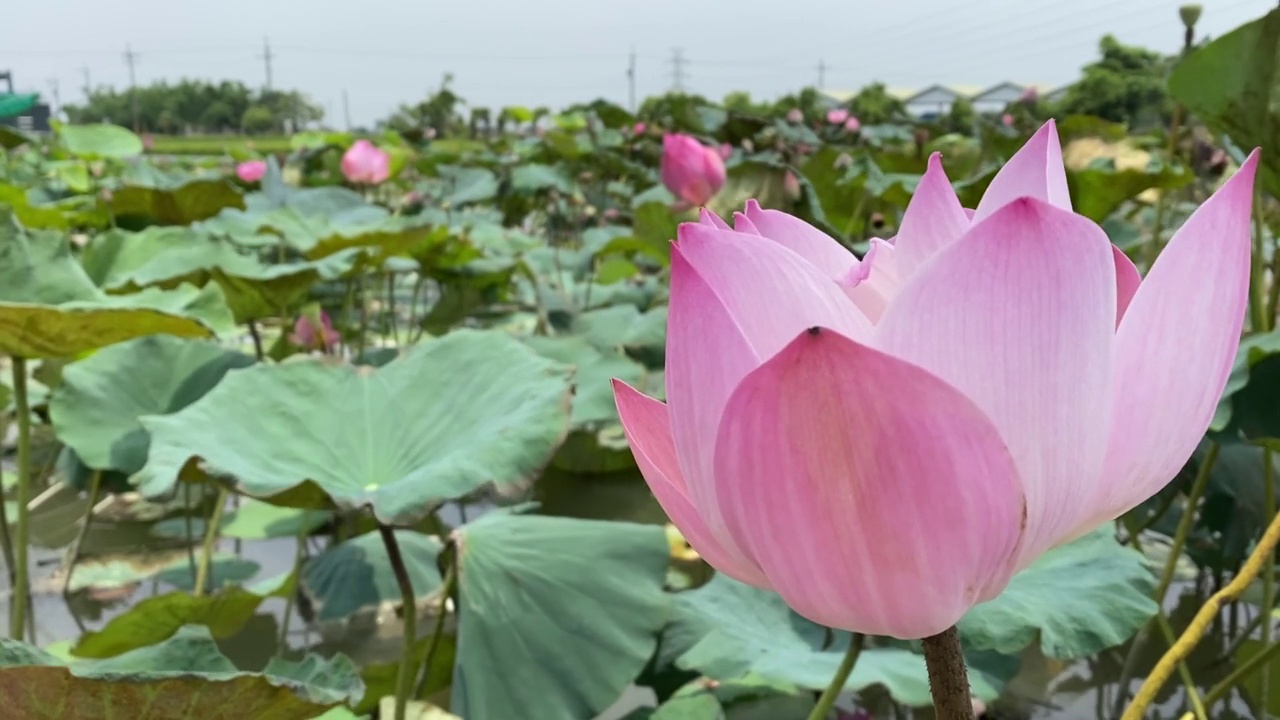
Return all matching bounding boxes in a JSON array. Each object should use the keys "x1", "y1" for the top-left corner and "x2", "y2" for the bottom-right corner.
[
  {"x1": 604, "y1": 207, "x2": 620, "y2": 220},
  {"x1": 236, "y1": 160, "x2": 267, "y2": 183},
  {"x1": 289, "y1": 310, "x2": 340, "y2": 351},
  {"x1": 827, "y1": 108, "x2": 849, "y2": 125},
  {"x1": 844, "y1": 116, "x2": 861, "y2": 133},
  {"x1": 786, "y1": 108, "x2": 804, "y2": 124},
  {"x1": 660, "y1": 133, "x2": 727, "y2": 208},
  {"x1": 1002, "y1": 113, "x2": 1015, "y2": 127},
  {"x1": 1019, "y1": 87, "x2": 1039, "y2": 104},
  {"x1": 718, "y1": 143, "x2": 733, "y2": 160},
  {"x1": 613, "y1": 121, "x2": 1261, "y2": 639},
  {"x1": 142, "y1": 134, "x2": 154, "y2": 151},
  {"x1": 783, "y1": 170, "x2": 802, "y2": 201},
  {"x1": 632, "y1": 122, "x2": 647, "y2": 135},
  {"x1": 340, "y1": 139, "x2": 390, "y2": 184}
]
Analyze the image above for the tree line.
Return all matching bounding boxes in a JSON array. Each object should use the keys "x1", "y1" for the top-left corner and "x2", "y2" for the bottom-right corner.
[{"x1": 64, "y1": 79, "x2": 324, "y2": 135}]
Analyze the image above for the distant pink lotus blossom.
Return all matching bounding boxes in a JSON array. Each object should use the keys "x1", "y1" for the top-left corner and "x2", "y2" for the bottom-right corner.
[
  {"x1": 844, "y1": 116, "x2": 861, "y2": 133},
  {"x1": 783, "y1": 170, "x2": 801, "y2": 200},
  {"x1": 1020, "y1": 87, "x2": 1039, "y2": 103},
  {"x1": 786, "y1": 108, "x2": 804, "y2": 124},
  {"x1": 289, "y1": 310, "x2": 340, "y2": 351},
  {"x1": 661, "y1": 133, "x2": 727, "y2": 209},
  {"x1": 142, "y1": 134, "x2": 154, "y2": 151},
  {"x1": 341, "y1": 139, "x2": 390, "y2": 184},
  {"x1": 718, "y1": 143, "x2": 733, "y2": 160},
  {"x1": 827, "y1": 108, "x2": 849, "y2": 125},
  {"x1": 633, "y1": 122, "x2": 647, "y2": 135},
  {"x1": 614, "y1": 121, "x2": 1261, "y2": 639},
  {"x1": 1002, "y1": 113, "x2": 1015, "y2": 127},
  {"x1": 236, "y1": 160, "x2": 267, "y2": 183}
]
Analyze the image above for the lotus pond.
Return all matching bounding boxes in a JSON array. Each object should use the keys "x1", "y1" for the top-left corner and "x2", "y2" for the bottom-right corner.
[{"x1": 1, "y1": 9, "x2": 1280, "y2": 720}]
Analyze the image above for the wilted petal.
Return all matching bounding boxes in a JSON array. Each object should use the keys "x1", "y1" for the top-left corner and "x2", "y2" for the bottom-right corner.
[
  {"x1": 740, "y1": 199, "x2": 859, "y2": 278},
  {"x1": 612, "y1": 381, "x2": 770, "y2": 587},
  {"x1": 972, "y1": 120, "x2": 1070, "y2": 223},
  {"x1": 712, "y1": 328, "x2": 1025, "y2": 639},
  {"x1": 894, "y1": 153, "x2": 970, "y2": 276},
  {"x1": 1112, "y1": 245, "x2": 1141, "y2": 326},
  {"x1": 877, "y1": 198, "x2": 1115, "y2": 565},
  {"x1": 1085, "y1": 151, "x2": 1258, "y2": 530}
]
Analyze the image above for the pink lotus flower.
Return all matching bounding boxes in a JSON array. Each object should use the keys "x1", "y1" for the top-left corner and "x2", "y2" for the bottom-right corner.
[
  {"x1": 613, "y1": 120, "x2": 1259, "y2": 639},
  {"x1": 236, "y1": 160, "x2": 267, "y2": 183},
  {"x1": 1002, "y1": 113, "x2": 1015, "y2": 127},
  {"x1": 786, "y1": 108, "x2": 804, "y2": 124},
  {"x1": 289, "y1": 310, "x2": 340, "y2": 351},
  {"x1": 1020, "y1": 86, "x2": 1039, "y2": 103},
  {"x1": 341, "y1": 139, "x2": 390, "y2": 184},
  {"x1": 661, "y1": 133, "x2": 727, "y2": 209},
  {"x1": 718, "y1": 143, "x2": 733, "y2": 160},
  {"x1": 633, "y1": 122, "x2": 647, "y2": 135},
  {"x1": 827, "y1": 108, "x2": 849, "y2": 125},
  {"x1": 844, "y1": 116, "x2": 861, "y2": 133}
]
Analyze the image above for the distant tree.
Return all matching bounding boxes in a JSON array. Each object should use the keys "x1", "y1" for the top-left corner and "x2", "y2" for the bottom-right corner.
[
  {"x1": 722, "y1": 91, "x2": 771, "y2": 115},
  {"x1": 63, "y1": 79, "x2": 322, "y2": 134},
  {"x1": 770, "y1": 87, "x2": 826, "y2": 118},
  {"x1": 940, "y1": 96, "x2": 977, "y2": 134},
  {"x1": 848, "y1": 83, "x2": 909, "y2": 125},
  {"x1": 1058, "y1": 35, "x2": 1172, "y2": 127},
  {"x1": 240, "y1": 106, "x2": 276, "y2": 134},
  {"x1": 384, "y1": 73, "x2": 466, "y2": 139}
]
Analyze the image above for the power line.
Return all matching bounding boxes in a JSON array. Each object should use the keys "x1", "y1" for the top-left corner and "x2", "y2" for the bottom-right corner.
[
  {"x1": 668, "y1": 47, "x2": 687, "y2": 92},
  {"x1": 46, "y1": 78, "x2": 60, "y2": 117}
]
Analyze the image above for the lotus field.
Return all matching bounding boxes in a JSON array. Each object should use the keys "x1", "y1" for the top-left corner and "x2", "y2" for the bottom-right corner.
[{"x1": 1, "y1": 9, "x2": 1279, "y2": 720}]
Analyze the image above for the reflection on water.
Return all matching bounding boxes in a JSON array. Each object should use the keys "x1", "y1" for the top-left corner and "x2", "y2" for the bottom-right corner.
[{"x1": 0, "y1": 475, "x2": 1267, "y2": 720}]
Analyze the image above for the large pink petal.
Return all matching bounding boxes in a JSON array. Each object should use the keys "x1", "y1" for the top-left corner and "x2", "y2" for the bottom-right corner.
[
  {"x1": 612, "y1": 381, "x2": 770, "y2": 587},
  {"x1": 1083, "y1": 151, "x2": 1259, "y2": 531},
  {"x1": 894, "y1": 152, "x2": 971, "y2": 277},
  {"x1": 740, "y1": 199, "x2": 859, "y2": 278},
  {"x1": 972, "y1": 120, "x2": 1071, "y2": 224},
  {"x1": 712, "y1": 328, "x2": 1025, "y2": 639},
  {"x1": 876, "y1": 198, "x2": 1116, "y2": 566},
  {"x1": 1112, "y1": 245, "x2": 1141, "y2": 327},
  {"x1": 667, "y1": 224, "x2": 873, "y2": 540}
]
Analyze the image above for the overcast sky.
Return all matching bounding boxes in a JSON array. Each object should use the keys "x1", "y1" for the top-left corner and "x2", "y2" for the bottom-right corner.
[{"x1": 4, "y1": 0, "x2": 1273, "y2": 128}]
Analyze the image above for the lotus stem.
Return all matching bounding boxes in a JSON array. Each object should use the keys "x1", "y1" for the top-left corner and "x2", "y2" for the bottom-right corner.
[
  {"x1": 1262, "y1": 447, "x2": 1275, "y2": 713},
  {"x1": 247, "y1": 320, "x2": 265, "y2": 360},
  {"x1": 415, "y1": 559, "x2": 457, "y2": 698},
  {"x1": 1201, "y1": 636, "x2": 1280, "y2": 709},
  {"x1": 1122, "y1": 496, "x2": 1280, "y2": 720},
  {"x1": 276, "y1": 517, "x2": 310, "y2": 656},
  {"x1": 1156, "y1": 444, "x2": 1219, "y2": 604},
  {"x1": 379, "y1": 523, "x2": 417, "y2": 720},
  {"x1": 806, "y1": 632, "x2": 864, "y2": 720},
  {"x1": 193, "y1": 487, "x2": 228, "y2": 597},
  {"x1": 10, "y1": 357, "x2": 32, "y2": 641},
  {"x1": 61, "y1": 469, "x2": 102, "y2": 597},
  {"x1": 921, "y1": 626, "x2": 974, "y2": 719},
  {"x1": 183, "y1": 483, "x2": 198, "y2": 583},
  {"x1": 1250, "y1": 186, "x2": 1269, "y2": 332},
  {"x1": 0, "y1": 417, "x2": 16, "y2": 633}
]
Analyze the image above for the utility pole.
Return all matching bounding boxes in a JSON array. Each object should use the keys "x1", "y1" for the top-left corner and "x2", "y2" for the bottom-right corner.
[
  {"x1": 342, "y1": 89, "x2": 352, "y2": 131},
  {"x1": 816, "y1": 58, "x2": 827, "y2": 89},
  {"x1": 123, "y1": 44, "x2": 140, "y2": 132},
  {"x1": 668, "y1": 48, "x2": 687, "y2": 93},
  {"x1": 80, "y1": 65, "x2": 91, "y2": 101},
  {"x1": 46, "y1": 78, "x2": 60, "y2": 118},
  {"x1": 626, "y1": 49, "x2": 636, "y2": 112},
  {"x1": 258, "y1": 37, "x2": 274, "y2": 90}
]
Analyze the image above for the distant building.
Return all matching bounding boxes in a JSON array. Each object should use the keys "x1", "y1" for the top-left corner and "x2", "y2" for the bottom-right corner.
[
  {"x1": 820, "y1": 81, "x2": 1074, "y2": 119},
  {"x1": 0, "y1": 71, "x2": 52, "y2": 133}
]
